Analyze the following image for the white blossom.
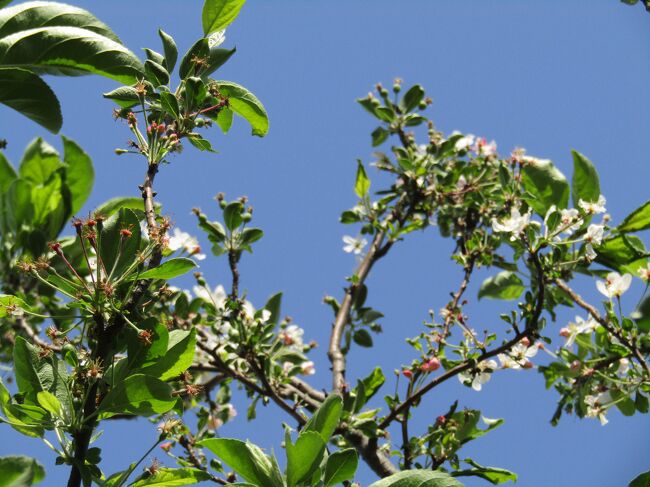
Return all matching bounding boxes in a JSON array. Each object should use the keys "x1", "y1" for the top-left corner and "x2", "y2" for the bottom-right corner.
[
  {"x1": 498, "y1": 341, "x2": 539, "y2": 369},
  {"x1": 193, "y1": 284, "x2": 228, "y2": 309},
  {"x1": 279, "y1": 324, "x2": 304, "y2": 351},
  {"x1": 584, "y1": 224, "x2": 604, "y2": 246},
  {"x1": 342, "y1": 235, "x2": 368, "y2": 255},
  {"x1": 585, "y1": 243, "x2": 597, "y2": 262},
  {"x1": 596, "y1": 272, "x2": 632, "y2": 298},
  {"x1": 559, "y1": 316, "x2": 597, "y2": 347},
  {"x1": 300, "y1": 360, "x2": 316, "y2": 375},
  {"x1": 584, "y1": 392, "x2": 612, "y2": 426},
  {"x1": 559, "y1": 208, "x2": 580, "y2": 234},
  {"x1": 473, "y1": 137, "x2": 497, "y2": 157},
  {"x1": 579, "y1": 195, "x2": 607, "y2": 215},
  {"x1": 168, "y1": 228, "x2": 206, "y2": 260},
  {"x1": 458, "y1": 359, "x2": 497, "y2": 391},
  {"x1": 454, "y1": 133, "x2": 475, "y2": 151},
  {"x1": 492, "y1": 208, "x2": 531, "y2": 240},
  {"x1": 521, "y1": 155, "x2": 551, "y2": 167}
]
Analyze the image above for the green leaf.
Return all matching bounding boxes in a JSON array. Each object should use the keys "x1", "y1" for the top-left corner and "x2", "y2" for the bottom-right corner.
[
  {"x1": 264, "y1": 292, "x2": 282, "y2": 325},
  {"x1": 35, "y1": 391, "x2": 61, "y2": 418},
  {"x1": 160, "y1": 91, "x2": 180, "y2": 119},
  {"x1": 97, "y1": 374, "x2": 175, "y2": 419},
  {"x1": 19, "y1": 138, "x2": 60, "y2": 185},
  {"x1": 214, "y1": 80, "x2": 268, "y2": 136},
  {"x1": 95, "y1": 196, "x2": 159, "y2": 217},
  {"x1": 629, "y1": 471, "x2": 650, "y2": 487},
  {"x1": 102, "y1": 86, "x2": 140, "y2": 108},
  {"x1": 13, "y1": 336, "x2": 49, "y2": 394},
  {"x1": 158, "y1": 29, "x2": 178, "y2": 72},
  {"x1": 126, "y1": 318, "x2": 169, "y2": 369},
  {"x1": 360, "y1": 367, "x2": 385, "y2": 403},
  {"x1": 239, "y1": 227, "x2": 263, "y2": 247},
  {"x1": 353, "y1": 329, "x2": 373, "y2": 347},
  {"x1": 0, "y1": 294, "x2": 27, "y2": 318},
  {"x1": 323, "y1": 448, "x2": 358, "y2": 487},
  {"x1": 0, "y1": 27, "x2": 142, "y2": 84},
  {"x1": 223, "y1": 201, "x2": 243, "y2": 231},
  {"x1": 571, "y1": 150, "x2": 600, "y2": 207},
  {"x1": 595, "y1": 234, "x2": 647, "y2": 274},
  {"x1": 0, "y1": 151, "x2": 16, "y2": 194},
  {"x1": 202, "y1": 0, "x2": 247, "y2": 35},
  {"x1": 99, "y1": 208, "x2": 142, "y2": 278},
  {"x1": 286, "y1": 431, "x2": 326, "y2": 487},
  {"x1": 133, "y1": 258, "x2": 197, "y2": 281},
  {"x1": 61, "y1": 136, "x2": 93, "y2": 214},
  {"x1": 143, "y1": 48, "x2": 165, "y2": 66},
  {"x1": 454, "y1": 459, "x2": 516, "y2": 485},
  {"x1": 521, "y1": 159, "x2": 569, "y2": 215},
  {"x1": 179, "y1": 38, "x2": 236, "y2": 79},
  {"x1": 618, "y1": 201, "x2": 650, "y2": 233},
  {"x1": 198, "y1": 438, "x2": 280, "y2": 487},
  {"x1": 371, "y1": 126, "x2": 389, "y2": 147},
  {"x1": 140, "y1": 329, "x2": 196, "y2": 381},
  {"x1": 131, "y1": 467, "x2": 211, "y2": 486},
  {"x1": 0, "y1": 455, "x2": 45, "y2": 487},
  {"x1": 400, "y1": 84, "x2": 425, "y2": 113},
  {"x1": 355, "y1": 161, "x2": 370, "y2": 198},
  {"x1": 478, "y1": 271, "x2": 524, "y2": 300},
  {"x1": 5, "y1": 178, "x2": 34, "y2": 232},
  {"x1": 144, "y1": 60, "x2": 169, "y2": 87},
  {"x1": 369, "y1": 470, "x2": 464, "y2": 487},
  {"x1": 0, "y1": 2, "x2": 121, "y2": 42},
  {"x1": 188, "y1": 135, "x2": 217, "y2": 153},
  {"x1": 304, "y1": 394, "x2": 343, "y2": 442},
  {"x1": 0, "y1": 68, "x2": 61, "y2": 132},
  {"x1": 214, "y1": 106, "x2": 234, "y2": 133}
]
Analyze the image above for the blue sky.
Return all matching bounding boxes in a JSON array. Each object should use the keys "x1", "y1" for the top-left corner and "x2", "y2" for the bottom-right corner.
[{"x1": 1, "y1": 1, "x2": 649, "y2": 485}]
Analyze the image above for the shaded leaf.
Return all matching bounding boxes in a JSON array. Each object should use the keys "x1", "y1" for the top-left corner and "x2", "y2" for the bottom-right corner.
[
  {"x1": 286, "y1": 431, "x2": 325, "y2": 487},
  {"x1": 521, "y1": 160, "x2": 569, "y2": 215},
  {"x1": 0, "y1": 68, "x2": 61, "y2": 132},
  {"x1": 323, "y1": 448, "x2": 358, "y2": 487},
  {"x1": 0, "y1": 455, "x2": 45, "y2": 487},
  {"x1": 61, "y1": 135, "x2": 93, "y2": 214},
  {"x1": 478, "y1": 272, "x2": 524, "y2": 300},
  {"x1": 304, "y1": 394, "x2": 342, "y2": 442}
]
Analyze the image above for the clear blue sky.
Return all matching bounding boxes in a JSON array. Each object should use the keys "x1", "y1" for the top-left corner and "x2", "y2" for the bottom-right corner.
[{"x1": 1, "y1": 1, "x2": 649, "y2": 485}]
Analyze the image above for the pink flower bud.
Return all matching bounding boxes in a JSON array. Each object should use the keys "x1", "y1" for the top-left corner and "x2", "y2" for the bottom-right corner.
[
  {"x1": 559, "y1": 327, "x2": 570, "y2": 338},
  {"x1": 402, "y1": 369, "x2": 413, "y2": 379},
  {"x1": 420, "y1": 357, "x2": 441, "y2": 373}
]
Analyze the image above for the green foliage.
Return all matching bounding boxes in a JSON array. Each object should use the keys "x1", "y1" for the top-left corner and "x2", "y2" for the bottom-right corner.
[
  {"x1": 202, "y1": 0, "x2": 247, "y2": 35},
  {"x1": 0, "y1": 1, "x2": 143, "y2": 132},
  {"x1": 0, "y1": 455, "x2": 45, "y2": 487},
  {"x1": 369, "y1": 470, "x2": 464, "y2": 487},
  {"x1": 478, "y1": 272, "x2": 524, "y2": 300},
  {"x1": 97, "y1": 374, "x2": 176, "y2": 419},
  {"x1": 571, "y1": 150, "x2": 600, "y2": 207},
  {"x1": 521, "y1": 159, "x2": 569, "y2": 215},
  {"x1": 130, "y1": 468, "x2": 211, "y2": 486},
  {"x1": 629, "y1": 471, "x2": 650, "y2": 487}
]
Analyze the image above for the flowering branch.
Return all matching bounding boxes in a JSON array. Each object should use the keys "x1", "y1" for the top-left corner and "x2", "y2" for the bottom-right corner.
[{"x1": 554, "y1": 278, "x2": 650, "y2": 375}]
